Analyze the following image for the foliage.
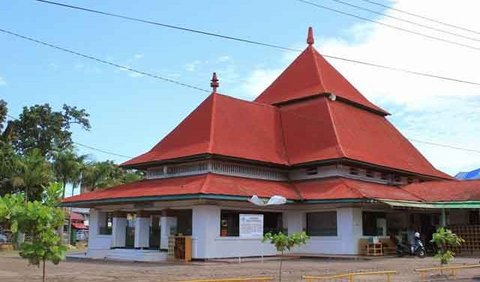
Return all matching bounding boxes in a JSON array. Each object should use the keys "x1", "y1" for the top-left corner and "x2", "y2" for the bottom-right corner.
[
  {"x1": 431, "y1": 227, "x2": 465, "y2": 265},
  {"x1": 81, "y1": 160, "x2": 143, "y2": 191},
  {"x1": 9, "y1": 103, "x2": 90, "y2": 157},
  {"x1": 0, "y1": 183, "x2": 67, "y2": 282},
  {"x1": 52, "y1": 149, "x2": 87, "y2": 198},
  {"x1": 0, "y1": 99, "x2": 7, "y2": 132},
  {"x1": 10, "y1": 149, "x2": 54, "y2": 201},
  {"x1": 263, "y1": 231, "x2": 309, "y2": 281}
]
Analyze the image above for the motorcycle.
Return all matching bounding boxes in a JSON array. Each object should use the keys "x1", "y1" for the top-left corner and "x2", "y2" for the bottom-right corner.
[{"x1": 396, "y1": 232, "x2": 426, "y2": 258}]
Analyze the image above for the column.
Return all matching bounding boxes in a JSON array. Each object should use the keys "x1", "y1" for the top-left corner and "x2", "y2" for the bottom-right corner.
[
  {"x1": 284, "y1": 211, "x2": 303, "y2": 235},
  {"x1": 111, "y1": 213, "x2": 127, "y2": 248},
  {"x1": 134, "y1": 212, "x2": 150, "y2": 249},
  {"x1": 440, "y1": 209, "x2": 447, "y2": 227},
  {"x1": 160, "y1": 216, "x2": 177, "y2": 250},
  {"x1": 192, "y1": 205, "x2": 220, "y2": 259}
]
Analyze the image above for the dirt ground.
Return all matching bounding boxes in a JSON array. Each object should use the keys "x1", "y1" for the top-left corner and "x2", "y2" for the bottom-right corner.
[{"x1": 0, "y1": 251, "x2": 479, "y2": 282}]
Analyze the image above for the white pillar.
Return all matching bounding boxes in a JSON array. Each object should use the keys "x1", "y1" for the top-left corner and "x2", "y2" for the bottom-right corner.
[
  {"x1": 192, "y1": 205, "x2": 220, "y2": 259},
  {"x1": 440, "y1": 209, "x2": 447, "y2": 227},
  {"x1": 112, "y1": 216, "x2": 127, "y2": 248},
  {"x1": 160, "y1": 216, "x2": 177, "y2": 250},
  {"x1": 285, "y1": 211, "x2": 303, "y2": 235},
  {"x1": 337, "y1": 207, "x2": 363, "y2": 254},
  {"x1": 134, "y1": 214, "x2": 150, "y2": 249}
]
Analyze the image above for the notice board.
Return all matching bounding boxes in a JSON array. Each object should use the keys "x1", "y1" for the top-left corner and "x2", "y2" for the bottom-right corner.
[{"x1": 239, "y1": 214, "x2": 264, "y2": 238}]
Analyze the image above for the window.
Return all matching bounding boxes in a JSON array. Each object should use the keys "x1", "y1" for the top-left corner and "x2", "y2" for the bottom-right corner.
[
  {"x1": 366, "y1": 170, "x2": 375, "y2": 178},
  {"x1": 469, "y1": 211, "x2": 480, "y2": 225},
  {"x1": 305, "y1": 167, "x2": 318, "y2": 175},
  {"x1": 363, "y1": 212, "x2": 386, "y2": 236},
  {"x1": 220, "y1": 210, "x2": 282, "y2": 237},
  {"x1": 306, "y1": 211, "x2": 337, "y2": 236},
  {"x1": 98, "y1": 212, "x2": 112, "y2": 235},
  {"x1": 349, "y1": 167, "x2": 359, "y2": 175},
  {"x1": 380, "y1": 172, "x2": 389, "y2": 180}
]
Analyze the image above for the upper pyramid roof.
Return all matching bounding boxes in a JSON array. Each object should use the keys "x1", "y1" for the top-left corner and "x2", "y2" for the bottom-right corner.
[
  {"x1": 122, "y1": 30, "x2": 450, "y2": 180},
  {"x1": 255, "y1": 27, "x2": 388, "y2": 115},
  {"x1": 122, "y1": 92, "x2": 288, "y2": 168}
]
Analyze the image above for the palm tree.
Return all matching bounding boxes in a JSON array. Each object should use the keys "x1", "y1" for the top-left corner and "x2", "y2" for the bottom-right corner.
[
  {"x1": 52, "y1": 149, "x2": 87, "y2": 199},
  {"x1": 12, "y1": 149, "x2": 53, "y2": 202}
]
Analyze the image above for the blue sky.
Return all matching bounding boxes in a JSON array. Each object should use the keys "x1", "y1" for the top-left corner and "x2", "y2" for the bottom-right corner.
[{"x1": 2, "y1": 0, "x2": 480, "y2": 186}]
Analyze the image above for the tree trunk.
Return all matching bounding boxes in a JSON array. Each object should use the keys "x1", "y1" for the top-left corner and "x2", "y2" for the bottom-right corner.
[
  {"x1": 278, "y1": 251, "x2": 284, "y2": 282},
  {"x1": 42, "y1": 258, "x2": 46, "y2": 282}
]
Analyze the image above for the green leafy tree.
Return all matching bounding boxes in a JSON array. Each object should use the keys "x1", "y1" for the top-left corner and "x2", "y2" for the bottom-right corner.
[
  {"x1": 81, "y1": 160, "x2": 143, "y2": 192},
  {"x1": 52, "y1": 149, "x2": 87, "y2": 199},
  {"x1": 4, "y1": 183, "x2": 67, "y2": 282},
  {"x1": 10, "y1": 103, "x2": 90, "y2": 157},
  {"x1": 10, "y1": 149, "x2": 54, "y2": 201},
  {"x1": 263, "y1": 231, "x2": 309, "y2": 281},
  {"x1": 431, "y1": 227, "x2": 465, "y2": 265}
]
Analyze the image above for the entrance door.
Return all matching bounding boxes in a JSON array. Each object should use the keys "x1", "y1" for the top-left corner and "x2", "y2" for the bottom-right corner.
[
  {"x1": 125, "y1": 213, "x2": 135, "y2": 248},
  {"x1": 149, "y1": 216, "x2": 160, "y2": 249}
]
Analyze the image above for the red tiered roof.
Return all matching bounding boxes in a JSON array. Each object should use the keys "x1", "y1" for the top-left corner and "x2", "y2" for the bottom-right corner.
[
  {"x1": 63, "y1": 173, "x2": 425, "y2": 205},
  {"x1": 404, "y1": 180, "x2": 480, "y2": 202},
  {"x1": 254, "y1": 34, "x2": 388, "y2": 115},
  {"x1": 63, "y1": 173, "x2": 299, "y2": 204},
  {"x1": 122, "y1": 93, "x2": 288, "y2": 167}
]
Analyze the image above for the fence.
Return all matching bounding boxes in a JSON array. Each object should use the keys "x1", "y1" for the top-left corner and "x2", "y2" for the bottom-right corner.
[{"x1": 302, "y1": 270, "x2": 397, "y2": 282}]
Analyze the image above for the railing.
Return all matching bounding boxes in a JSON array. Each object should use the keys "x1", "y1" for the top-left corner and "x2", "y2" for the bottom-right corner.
[
  {"x1": 302, "y1": 270, "x2": 397, "y2": 282},
  {"x1": 180, "y1": 277, "x2": 274, "y2": 282},
  {"x1": 415, "y1": 264, "x2": 480, "y2": 281}
]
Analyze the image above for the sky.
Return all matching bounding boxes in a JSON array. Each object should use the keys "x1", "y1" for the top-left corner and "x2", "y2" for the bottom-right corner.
[{"x1": 1, "y1": 0, "x2": 480, "y2": 186}]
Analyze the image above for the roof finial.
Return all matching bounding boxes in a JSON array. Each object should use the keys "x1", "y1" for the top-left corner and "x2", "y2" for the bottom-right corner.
[
  {"x1": 210, "y1": 72, "x2": 219, "y2": 93},
  {"x1": 307, "y1": 26, "x2": 314, "y2": 46}
]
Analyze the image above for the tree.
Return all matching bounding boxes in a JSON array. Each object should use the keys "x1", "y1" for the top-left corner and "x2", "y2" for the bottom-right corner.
[
  {"x1": 431, "y1": 227, "x2": 465, "y2": 266},
  {"x1": 81, "y1": 160, "x2": 143, "y2": 192},
  {"x1": 52, "y1": 149, "x2": 87, "y2": 199},
  {"x1": 263, "y1": 232, "x2": 309, "y2": 282},
  {"x1": 10, "y1": 103, "x2": 90, "y2": 157},
  {"x1": 2, "y1": 183, "x2": 67, "y2": 282},
  {"x1": 10, "y1": 149, "x2": 54, "y2": 201}
]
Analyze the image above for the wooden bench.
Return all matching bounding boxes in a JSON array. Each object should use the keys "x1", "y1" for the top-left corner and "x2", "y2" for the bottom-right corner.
[{"x1": 358, "y1": 238, "x2": 396, "y2": 256}]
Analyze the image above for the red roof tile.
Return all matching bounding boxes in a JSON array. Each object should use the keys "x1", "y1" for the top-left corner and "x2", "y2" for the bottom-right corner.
[
  {"x1": 62, "y1": 174, "x2": 299, "y2": 204},
  {"x1": 403, "y1": 180, "x2": 480, "y2": 202},
  {"x1": 122, "y1": 94, "x2": 288, "y2": 167},
  {"x1": 121, "y1": 29, "x2": 449, "y2": 180},
  {"x1": 63, "y1": 173, "x2": 428, "y2": 205},
  {"x1": 254, "y1": 45, "x2": 388, "y2": 115},
  {"x1": 278, "y1": 97, "x2": 449, "y2": 179},
  {"x1": 295, "y1": 178, "x2": 422, "y2": 201}
]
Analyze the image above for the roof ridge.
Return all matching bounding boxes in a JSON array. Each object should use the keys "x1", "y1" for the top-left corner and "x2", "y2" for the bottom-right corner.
[
  {"x1": 325, "y1": 99, "x2": 347, "y2": 157},
  {"x1": 199, "y1": 173, "x2": 211, "y2": 194},
  {"x1": 207, "y1": 93, "x2": 217, "y2": 154},
  {"x1": 277, "y1": 110, "x2": 291, "y2": 165},
  {"x1": 342, "y1": 179, "x2": 368, "y2": 199},
  {"x1": 309, "y1": 46, "x2": 327, "y2": 91}
]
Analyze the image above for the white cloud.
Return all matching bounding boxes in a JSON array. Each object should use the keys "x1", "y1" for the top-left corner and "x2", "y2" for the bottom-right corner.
[
  {"x1": 133, "y1": 54, "x2": 144, "y2": 59},
  {"x1": 241, "y1": 0, "x2": 480, "y2": 174},
  {"x1": 0, "y1": 76, "x2": 6, "y2": 86},
  {"x1": 184, "y1": 60, "x2": 202, "y2": 72},
  {"x1": 217, "y1": 55, "x2": 232, "y2": 63}
]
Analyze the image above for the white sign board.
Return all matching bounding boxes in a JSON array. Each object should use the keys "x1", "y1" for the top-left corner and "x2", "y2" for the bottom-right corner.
[{"x1": 239, "y1": 214, "x2": 264, "y2": 238}]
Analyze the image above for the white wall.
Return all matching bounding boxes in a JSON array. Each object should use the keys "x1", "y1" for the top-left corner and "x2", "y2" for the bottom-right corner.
[
  {"x1": 293, "y1": 207, "x2": 363, "y2": 255},
  {"x1": 86, "y1": 209, "x2": 112, "y2": 258},
  {"x1": 192, "y1": 205, "x2": 276, "y2": 259}
]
